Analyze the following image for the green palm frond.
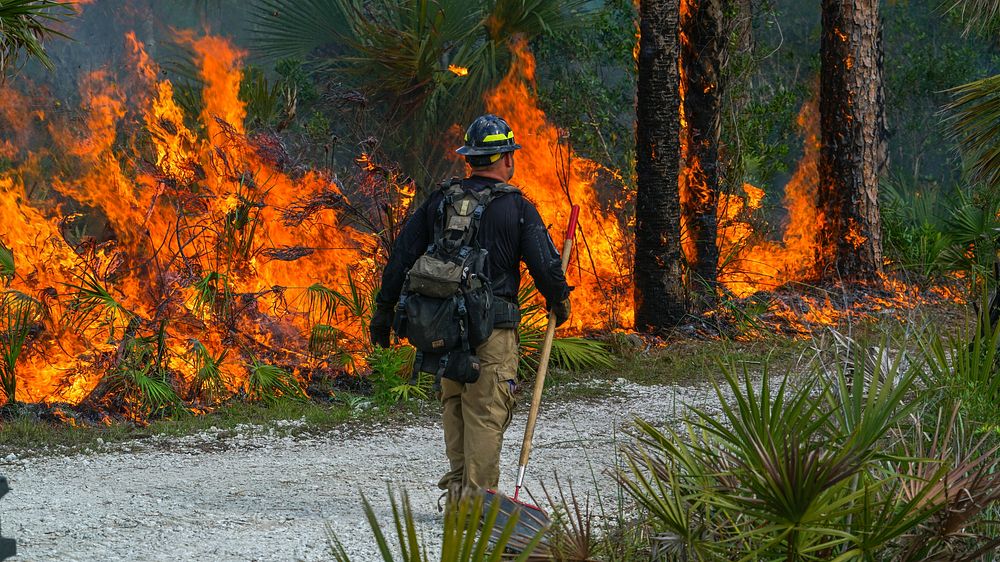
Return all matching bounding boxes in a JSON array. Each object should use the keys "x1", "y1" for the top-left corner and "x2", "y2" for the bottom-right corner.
[
  {"x1": 944, "y1": 0, "x2": 1000, "y2": 36},
  {"x1": 114, "y1": 327, "x2": 181, "y2": 418},
  {"x1": 549, "y1": 337, "x2": 615, "y2": 372},
  {"x1": 250, "y1": 0, "x2": 361, "y2": 61},
  {"x1": 307, "y1": 283, "x2": 341, "y2": 326},
  {"x1": 517, "y1": 284, "x2": 614, "y2": 374},
  {"x1": 328, "y1": 486, "x2": 545, "y2": 561},
  {"x1": 0, "y1": 290, "x2": 41, "y2": 403},
  {"x1": 192, "y1": 271, "x2": 232, "y2": 317},
  {"x1": 64, "y1": 271, "x2": 134, "y2": 340},
  {"x1": 0, "y1": 0, "x2": 74, "y2": 76},
  {"x1": 188, "y1": 339, "x2": 229, "y2": 403},
  {"x1": 0, "y1": 241, "x2": 14, "y2": 285},
  {"x1": 483, "y1": 0, "x2": 591, "y2": 41},
  {"x1": 247, "y1": 357, "x2": 305, "y2": 402},
  {"x1": 945, "y1": 73, "x2": 1000, "y2": 191}
]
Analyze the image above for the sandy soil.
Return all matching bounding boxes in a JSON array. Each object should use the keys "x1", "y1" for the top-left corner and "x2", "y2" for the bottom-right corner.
[{"x1": 0, "y1": 380, "x2": 725, "y2": 561}]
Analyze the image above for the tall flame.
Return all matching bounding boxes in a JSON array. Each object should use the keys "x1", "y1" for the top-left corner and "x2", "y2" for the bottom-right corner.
[{"x1": 484, "y1": 40, "x2": 634, "y2": 329}]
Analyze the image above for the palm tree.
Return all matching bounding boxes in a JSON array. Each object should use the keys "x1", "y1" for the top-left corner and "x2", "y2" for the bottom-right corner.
[
  {"x1": 635, "y1": 0, "x2": 687, "y2": 331},
  {"x1": 251, "y1": 0, "x2": 589, "y2": 188},
  {"x1": 0, "y1": 0, "x2": 73, "y2": 80},
  {"x1": 818, "y1": 0, "x2": 887, "y2": 281}
]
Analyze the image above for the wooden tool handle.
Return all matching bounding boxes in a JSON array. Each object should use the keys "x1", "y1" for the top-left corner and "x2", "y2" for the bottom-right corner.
[{"x1": 516, "y1": 205, "x2": 579, "y2": 476}]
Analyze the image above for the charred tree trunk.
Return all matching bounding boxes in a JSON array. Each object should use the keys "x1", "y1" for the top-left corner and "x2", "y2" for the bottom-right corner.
[
  {"x1": 681, "y1": 0, "x2": 726, "y2": 305},
  {"x1": 635, "y1": 0, "x2": 687, "y2": 331},
  {"x1": 818, "y1": 0, "x2": 886, "y2": 281}
]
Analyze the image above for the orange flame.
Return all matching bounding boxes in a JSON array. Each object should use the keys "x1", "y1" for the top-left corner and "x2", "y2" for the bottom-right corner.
[
  {"x1": 483, "y1": 40, "x2": 633, "y2": 329},
  {"x1": 0, "y1": 32, "x2": 380, "y2": 407}
]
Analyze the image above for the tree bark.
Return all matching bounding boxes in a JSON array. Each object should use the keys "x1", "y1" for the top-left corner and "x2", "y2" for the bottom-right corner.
[
  {"x1": 819, "y1": 0, "x2": 886, "y2": 280},
  {"x1": 681, "y1": 0, "x2": 726, "y2": 304},
  {"x1": 635, "y1": 0, "x2": 687, "y2": 331}
]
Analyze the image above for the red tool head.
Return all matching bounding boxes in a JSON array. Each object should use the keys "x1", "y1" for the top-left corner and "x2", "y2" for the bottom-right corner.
[{"x1": 565, "y1": 205, "x2": 580, "y2": 240}]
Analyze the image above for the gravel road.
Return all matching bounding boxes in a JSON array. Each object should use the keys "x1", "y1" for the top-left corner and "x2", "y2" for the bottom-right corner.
[{"x1": 0, "y1": 380, "x2": 727, "y2": 561}]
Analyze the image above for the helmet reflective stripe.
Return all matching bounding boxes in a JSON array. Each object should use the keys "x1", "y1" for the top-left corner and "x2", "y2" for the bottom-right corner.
[
  {"x1": 481, "y1": 131, "x2": 515, "y2": 143},
  {"x1": 456, "y1": 114, "x2": 522, "y2": 156},
  {"x1": 489, "y1": 153, "x2": 503, "y2": 163}
]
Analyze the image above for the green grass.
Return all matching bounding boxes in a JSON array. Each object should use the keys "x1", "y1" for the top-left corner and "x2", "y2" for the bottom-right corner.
[
  {"x1": 0, "y1": 397, "x2": 434, "y2": 458},
  {"x1": 546, "y1": 336, "x2": 808, "y2": 393}
]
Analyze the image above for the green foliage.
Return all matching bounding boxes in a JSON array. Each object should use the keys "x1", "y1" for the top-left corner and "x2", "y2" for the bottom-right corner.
[
  {"x1": 0, "y1": 0, "x2": 73, "y2": 76},
  {"x1": 879, "y1": 178, "x2": 953, "y2": 277},
  {"x1": 0, "y1": 291, "x2": 41, "y2": 403},
  {"x1": 239, "y1": 65, "x2": 288, "y2": 130},
  {"x1": 619, "y1": 339, "x2": 1000, "y2": 560},
  {"x1": 247, "y1": 357, "x2": 305, "y2": 403},
  {"x1": 328, "y1": 487, "x2": 545, "y2": 561},
  {"x1": 191, "y1": 271, "x2": 232, "y2": 319},
  {"x1": 946, "y1": 73, "x2": 1000, "y2": 192},
  {"x1": 0, "y1": 240, "x2": 14, "y2": 285},
  {"x1": 937, "y1": 189, "x2": 1000, "y2": 283},
  {"x1": 305, "y1": 269, "x2": 377, "y2": 367},
  {"x1": 517, "y1": 284, "x2": 615, "y2": 377},
  {"x1": 366, "y1": 344, "x2": 427, "y2": 406},
  {"x1": 533, "y1": 0, "x2": 635, "y2": 176},
  {"x1": 919, "y1": 304, "x2": 1000, "y2": 426},
  {"x1": 113, "y1": 323, "x2": 182, "y2": 418},
  {"x1": 188, "y1": 339, "x2": 228, "y2": 404},
  {"x1": 251, "y1": 0, "x2": 592, "y2": 185},
  {"x1": 64, "y1": 271, "x2": 134, "y2": 341}
]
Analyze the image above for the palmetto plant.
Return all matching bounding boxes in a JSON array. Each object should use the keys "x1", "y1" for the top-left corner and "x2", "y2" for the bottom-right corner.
[
  {"x1": 328, "y1": 487, "x2": 545, "y2": 561},
  {"x1": 517, "y1": 284, "x2": 615, "y2": 377},
  {"x1": 111, "y1": 322, "x2": 182, "y2": 419},
  {"x1": 619, "y1": 337, "x2": 1000, "y2": 560},
  {"x1": 0, "y1": 290, "x2": 41, "y2": 404},
  {"x1": 251, "y1": 0, "x2": 590, "y2": 186},
  {"x1": 0, "y1": 0, "x2": 73, "y2": 78},
  {"x1": 247, "y1": 356, "x2": 305, "y2": 403},
  {"x1": 64, "y1": 270, "x2": 134, "y2": 341},
  {"x1": 187, "y1": 339, "x2": 229, "y2": 403}
]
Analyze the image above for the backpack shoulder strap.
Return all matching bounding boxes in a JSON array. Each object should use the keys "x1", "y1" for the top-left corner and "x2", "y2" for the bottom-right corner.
[{"x1": 490, "y1": 181, "x2": 521, "y2": 197}]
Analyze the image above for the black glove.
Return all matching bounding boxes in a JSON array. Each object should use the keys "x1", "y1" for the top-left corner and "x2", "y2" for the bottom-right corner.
[
  {"x1": 369, "y1": 305, "x2": 394, "y2": 347},
  {"x1": 548, "y1": 297, "x2": 571, "y2": 327}
]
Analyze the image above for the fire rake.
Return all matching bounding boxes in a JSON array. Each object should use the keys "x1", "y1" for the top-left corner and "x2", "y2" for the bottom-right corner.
[{"x1": 0, "y1": 477, "x2": 14, "y2": 560}]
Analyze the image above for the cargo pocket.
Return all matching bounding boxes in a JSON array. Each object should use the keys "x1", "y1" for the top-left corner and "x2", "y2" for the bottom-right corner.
[{"x1": 499, "y1": 377, "x2": 516, "y2": 432}]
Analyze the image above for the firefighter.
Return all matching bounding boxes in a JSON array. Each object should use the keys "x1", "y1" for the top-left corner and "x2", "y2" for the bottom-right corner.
[{"x1": 369, "y1": 114, "x2": 572, "y2": 501}]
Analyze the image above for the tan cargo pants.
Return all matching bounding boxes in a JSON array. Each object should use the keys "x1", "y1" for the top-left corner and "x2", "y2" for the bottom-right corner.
[{"x1": 437, "y1": 328, "x2": 518, "y2": 498}]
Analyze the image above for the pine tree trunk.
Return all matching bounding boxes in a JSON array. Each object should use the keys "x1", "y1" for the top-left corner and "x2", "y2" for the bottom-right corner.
[
  {"x1": 818, "y1": 0, "x2": 886, "y2": 280},
  {"x1": 681, "y1": 0, "x2": 726, "y2": 304},
  {"x1": 635, "y1": 0, "x2": 687, "y2": 331}
]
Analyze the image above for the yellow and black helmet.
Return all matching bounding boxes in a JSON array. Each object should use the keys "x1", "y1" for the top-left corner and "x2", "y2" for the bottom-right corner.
[{"x1": 456, "y1": 114, "x2": 521, "y2": 163}]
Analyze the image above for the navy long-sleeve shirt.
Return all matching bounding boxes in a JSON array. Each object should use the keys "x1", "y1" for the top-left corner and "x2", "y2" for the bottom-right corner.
[{"x1": 376, "y1": 175, "x2": 570, "y2": 311}]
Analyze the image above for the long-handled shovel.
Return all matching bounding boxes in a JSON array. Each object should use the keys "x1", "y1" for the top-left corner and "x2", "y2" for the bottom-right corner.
[{"x1": 486, "y1": 205, "x2": 580, "y2": 550}]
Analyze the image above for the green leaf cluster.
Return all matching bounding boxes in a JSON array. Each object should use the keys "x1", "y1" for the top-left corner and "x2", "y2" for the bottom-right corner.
[
  {"x1": 0, "y1": 0, "x2": 73, "y2": 76},
  {"x1": 619, "y1": 338, "x2": 1000, "y2": 560},
  {"x1": 328, "y1": 487, "x2": 545, "y2": 561}
]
